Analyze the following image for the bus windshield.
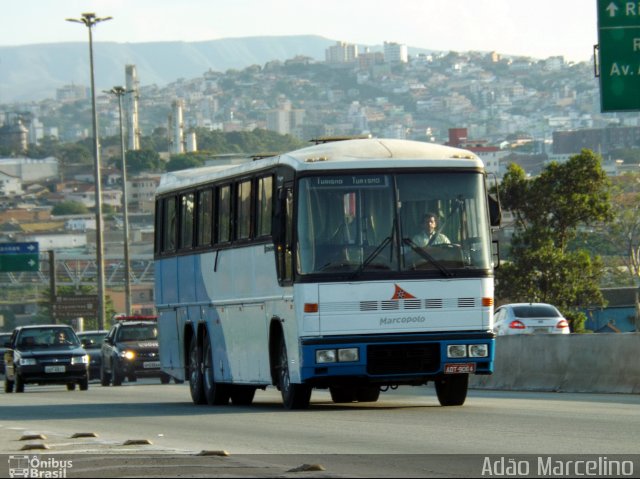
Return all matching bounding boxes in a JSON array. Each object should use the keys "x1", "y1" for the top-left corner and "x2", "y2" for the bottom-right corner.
[{"x1": 296, "y1": 172, "x2": 492, "y2": 276}]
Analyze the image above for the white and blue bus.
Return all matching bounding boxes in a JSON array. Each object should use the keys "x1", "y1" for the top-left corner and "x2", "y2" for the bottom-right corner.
[{"x1": 154, "y1": 138, "x2": 500, "y2": 409}]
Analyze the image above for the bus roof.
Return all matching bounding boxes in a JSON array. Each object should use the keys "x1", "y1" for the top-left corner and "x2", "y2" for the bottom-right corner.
[{"x1": 156, "y1": 138, "x2": 483, "y2": 194}]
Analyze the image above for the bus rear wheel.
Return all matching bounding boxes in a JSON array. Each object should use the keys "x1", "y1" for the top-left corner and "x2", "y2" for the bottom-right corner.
[
  {"x1": 278, "y1": 339, "x2": 311, "y2": 410},
  {"x1": 188, "y1": 335, "x2": 206, "y2": 405},
  {"x1": 435, "y1": 374, "x2": 468, "y2": 406},
  {"x1": 203, "y1": 335, "x2": 230, "y2": 405}
]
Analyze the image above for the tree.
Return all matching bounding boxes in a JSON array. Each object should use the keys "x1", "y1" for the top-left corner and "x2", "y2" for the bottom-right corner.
[
  {"x1": 496, "y1": 149, "x2": 613, "y2": 330},
  {"x1": 51, "y1": 201, "x2": 89, "y2": 215},
  {"x1": 125, "y1": 149, "x2": 162, "y2": 174},
  {"x1": 598, "y1": 173, "x2": 640, "y2": 284},
  {"x1": 166, "y1": 153, "x2": 206, "y2": 172}
]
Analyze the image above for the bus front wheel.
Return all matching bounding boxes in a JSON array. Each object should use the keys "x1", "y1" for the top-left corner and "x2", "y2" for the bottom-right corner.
[
  {"x1": 435, "y1": 374, "x2": 468, "y2": 406},
  {"x1": 278, "y1": 339, "x2": 311, "y2": 410}
]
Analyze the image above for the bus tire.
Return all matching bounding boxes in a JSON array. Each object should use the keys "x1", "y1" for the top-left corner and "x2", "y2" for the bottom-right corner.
[
  {"x1": 203, "y1": 335, "x2": 230, "y2": 405},
  {"x1": 278, "y1": 339, "x2": 311, "y2": 410},
  {"x1": 435, "y1": 374, "x2": 468, "y2": 406},
  {"x1": 230, "y1": 385, "x2": 256, "y2": 406},
  {"x1": 356, "y1": 386, "x2": 380, "y2": 403},
  {"x1": 329, "y1": 386, "x2": 356, "y2": 403},
  {"x1": 188, "y1": 335, "x2": 206, "y2": 405}
]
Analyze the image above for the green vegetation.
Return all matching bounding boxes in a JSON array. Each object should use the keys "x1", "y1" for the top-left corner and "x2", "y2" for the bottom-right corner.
[
  {"x1": 51, "y1": 200, "x2": 89, "y2": 215},
  {"x1": 496, "y1": 149, "x2": 613, "y2": 332}
]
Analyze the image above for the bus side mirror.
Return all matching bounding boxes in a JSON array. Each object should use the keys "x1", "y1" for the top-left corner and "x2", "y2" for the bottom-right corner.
[
  {"x1": 488, "y1": 194, "x2": 501, "y2": 227},
  {"x1": 486, "y1": 173, "x2": 501, "y2": 227}
]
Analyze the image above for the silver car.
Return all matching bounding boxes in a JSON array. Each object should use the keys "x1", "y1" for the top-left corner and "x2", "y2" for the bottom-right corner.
[{"x1": 493, "y1": 303, "x2": 570, "y2": 335}]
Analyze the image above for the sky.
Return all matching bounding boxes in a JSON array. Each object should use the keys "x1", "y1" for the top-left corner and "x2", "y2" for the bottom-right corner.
[{"x1": 1, "y1": 0, "x2": 598, "y2": 63}]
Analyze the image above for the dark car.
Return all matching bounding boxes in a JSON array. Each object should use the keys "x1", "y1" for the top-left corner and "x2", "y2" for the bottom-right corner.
[
  {"x1": 4, "y1": 325, "x2": 89, "y2": 392},
  {"x1": 77, "y1": 330, "x2": 108, "y2": 380},
  {"x1": 100, "y1": 316, "x2": 172, "y2": 386}
]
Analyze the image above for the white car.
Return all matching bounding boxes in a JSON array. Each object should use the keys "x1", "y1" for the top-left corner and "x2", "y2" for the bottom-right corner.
[{"x1": 493, "y1": 303, "x2": 570, "y2": 335}]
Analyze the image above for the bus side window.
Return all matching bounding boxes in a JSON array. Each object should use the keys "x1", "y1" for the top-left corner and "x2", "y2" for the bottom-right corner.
[
  {"x1": 154, "y1": 199, "x2": 162, "y2": 255},
  {"x1": 196, "y1": 188, "x2": 213, "y2": 246},
  {"x1": 236, "y1": 179, "x2": 252, "y2": 240},
  {"x1": 256, "y1": 175, "x2": 273, "y2": 237},
  {"x1": 179, "y1": 192, "x2": 195, "y2": 249},
  {"x1": 217, "y1": 184, "x2": 232, "y2": 243},
  {"x1": 163, "y1": 196, "x2": 177, "y2": 252}
]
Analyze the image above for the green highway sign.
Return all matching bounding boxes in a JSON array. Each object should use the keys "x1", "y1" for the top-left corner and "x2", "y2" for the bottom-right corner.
[
  {"x1": 598, "y1": 0, "x2": 640, "y2": 111},
  {"x1": 0, "y1": 242, "x2": 39, "y2": 272}
]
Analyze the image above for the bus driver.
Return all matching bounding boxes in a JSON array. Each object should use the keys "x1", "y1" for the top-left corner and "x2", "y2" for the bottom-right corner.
[{"x1": 412, "y1": 212, "x2": 450, "y2": 247}]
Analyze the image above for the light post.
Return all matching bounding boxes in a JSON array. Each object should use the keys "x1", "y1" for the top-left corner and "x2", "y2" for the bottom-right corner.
[
  {"x1": 107, "y1": 86, "x2": 132, "y2": 316},
  {"x1": 66, "y1": 13, "x2": 112, "y2": 329}
]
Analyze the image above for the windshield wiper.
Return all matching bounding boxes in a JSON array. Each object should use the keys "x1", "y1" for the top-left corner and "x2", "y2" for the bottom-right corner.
[
  {"x1": 349, "y1": 235, "x2": 393, "y2": 279},
  {"x1": 403, "y1": 238, "x2": 453, "y2": 277}
]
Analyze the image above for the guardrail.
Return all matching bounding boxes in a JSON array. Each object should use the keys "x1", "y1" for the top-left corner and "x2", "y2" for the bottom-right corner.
[{"x1": 470, "y1": 333, "x2": 640, "y2": 394}]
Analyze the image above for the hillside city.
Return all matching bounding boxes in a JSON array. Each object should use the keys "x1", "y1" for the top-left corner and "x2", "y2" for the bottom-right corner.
[{"x1": 0, "y1": 40, "x2": 639, "y2": 329}]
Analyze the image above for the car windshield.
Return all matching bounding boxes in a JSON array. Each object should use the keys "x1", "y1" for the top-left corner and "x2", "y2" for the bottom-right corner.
[
  {"x1": 18, "y1": 328, "x2": 80, "y2": 349},
  {"x1": 117, "y1": 325, "x2": 157, "y2": 342},
  {"x1": 512, "y1": 305, "x2": 561, "y2": 318},
  {"x1": 79, "y1": 333, "x2": 107, "y2": 348}
]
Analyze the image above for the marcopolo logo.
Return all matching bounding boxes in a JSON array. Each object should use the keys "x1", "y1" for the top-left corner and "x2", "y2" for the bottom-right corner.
[
  {"x1": 8, "y1": 455, "x2": 73, "y2": 478},
  {"x1": 380, "y1": 315, "x2": 426, "y2": 326}
]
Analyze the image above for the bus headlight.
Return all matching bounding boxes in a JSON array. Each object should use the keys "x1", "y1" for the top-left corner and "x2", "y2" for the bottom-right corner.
[
  {"x1": 447, "y1": 344, "x2": 467, "y2": 358},
  {"x1": 337, "y1": 348, "x2": 359, "y2": 362},
  {"x1": 316, "y1": 348, "x2": 359, "y2": 364},
  {"x1": 469, "y1": 344, "x2": 488, "y2": 358},
  {"x1": 316, "y1": 350, "x2": 337, "y2": 363}
]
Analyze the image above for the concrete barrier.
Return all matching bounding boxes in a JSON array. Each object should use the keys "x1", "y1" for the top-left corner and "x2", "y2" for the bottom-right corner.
[{"x1": 470, "y1": 333, "x2": 640, "y2": 394}]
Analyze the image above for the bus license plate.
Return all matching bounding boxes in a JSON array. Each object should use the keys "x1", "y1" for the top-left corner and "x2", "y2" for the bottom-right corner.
[
  {"x1": 45, "y1": 365, "x2": 66, "y2": 373},
  {"x1": 143, "y1": 361, "x2": 160, "y2": 369},
  {"x1": 444, "y1": 363, "x2": 475, "y2": 374}
]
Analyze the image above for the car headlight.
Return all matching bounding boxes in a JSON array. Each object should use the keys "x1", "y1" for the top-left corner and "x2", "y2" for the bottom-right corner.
[
  {"x1": 19, "y1": 357, "x2": 37, "y2": 366},
  {"x1": 119, "y1": 350, "x2": 136, "y2": 360},
  {"x1": 71, "y1": 355, "x2": 89, "y2": 365}
]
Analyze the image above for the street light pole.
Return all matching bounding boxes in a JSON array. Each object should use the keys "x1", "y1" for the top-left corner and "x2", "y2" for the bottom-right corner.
[
  {"x1": 107, "y1": 86, "x2": 132, "y2": 316},
  {"x1": 66, "y1": 12, "x2": 112, "y2": 330}
]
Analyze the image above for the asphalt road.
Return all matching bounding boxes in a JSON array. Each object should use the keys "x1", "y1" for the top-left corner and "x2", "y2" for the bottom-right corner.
[{"x1": 1, "y1": 381, "x2": 639, "y2": 477}]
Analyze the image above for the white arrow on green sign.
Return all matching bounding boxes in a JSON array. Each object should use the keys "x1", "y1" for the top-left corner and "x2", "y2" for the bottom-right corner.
[
  {"x1": 0, "y1": 242, "x2": 40, "y2": 272},
  {"x1": 598, "y1": 0, "x2": 640, "y2": 111}
]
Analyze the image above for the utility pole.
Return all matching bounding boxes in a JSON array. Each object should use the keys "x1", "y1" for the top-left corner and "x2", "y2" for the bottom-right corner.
[
  {"x1": 66, "y1": 13, "x2": 113, "y2": 329},
  {"x1": 107, "y1": 86, "x2": 133, "y2": 316}
]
